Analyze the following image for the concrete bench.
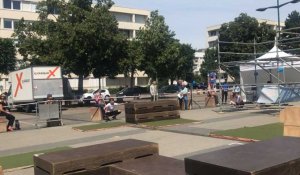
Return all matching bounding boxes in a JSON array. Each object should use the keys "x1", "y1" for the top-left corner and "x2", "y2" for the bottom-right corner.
[
  {"x1": 0, "y1": 118, "x2": 7, "y2": 133},
  {"x1": 34, "y1": 139, "x2": 158, "y2": 175},
  {"x1": 185, "y1": 136, "x2": 300, "y2": 175}
]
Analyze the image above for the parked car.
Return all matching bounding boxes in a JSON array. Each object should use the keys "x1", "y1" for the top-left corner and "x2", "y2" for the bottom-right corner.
[
  {"x1": 80, "y1": 89, "x2": 110, "y2": 104},
  {"x1": 158, "y1": 85, "x2": 180, "y2": 98},
  {"x1": 116, "y1": 86, "x2": 149, "y2": 102}
]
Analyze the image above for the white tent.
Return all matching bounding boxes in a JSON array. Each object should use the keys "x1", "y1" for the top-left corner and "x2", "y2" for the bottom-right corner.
[{"x1": 239, "y1": 45, "x2": 300, "y2": 102}]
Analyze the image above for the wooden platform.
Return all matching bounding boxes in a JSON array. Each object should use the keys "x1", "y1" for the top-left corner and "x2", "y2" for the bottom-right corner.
[
  {"x1": 125, "y1": 100, "x2": 180, "y2": 124},
  {"x1": 89, "y1": 107, "x2": 103, "y2": 121},
  {"x1": 185, "y1": 137, "x2": 300, "y2": 175},
  {"x1": 34, "y1": 139, "x2": 158, "y2": 175}
]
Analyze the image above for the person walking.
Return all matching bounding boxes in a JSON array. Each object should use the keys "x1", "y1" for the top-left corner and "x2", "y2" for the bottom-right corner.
[
  {"x1": 150, "y1": 81, "x2": 158, "y2": 101},
  {"x1": 221, "y1": 79, "x2": 229, "y2": 104}
]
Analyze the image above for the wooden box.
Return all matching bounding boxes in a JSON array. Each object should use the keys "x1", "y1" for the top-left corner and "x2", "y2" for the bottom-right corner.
[
  {"x1": 284, "y1": 125, "x2": 300, "y2": 137},
  {"x1": 0, "y1": 118, "x2": 7, "y2": 133},
  {"x1": 280, "y1": 107, "x2": 300, "y2": 126},
  {"x1": 205, "y1": 96, "x2": 216, "y2": 108},
  {"x1": 34, "y1": 139, "x2": 158, "y2": 175},
  {"x1": 185, "y1": 137, "x2": 300, "y2": 175},
  {"x1": 89, "y1": 107, "x2": 103, "y2": 121}
]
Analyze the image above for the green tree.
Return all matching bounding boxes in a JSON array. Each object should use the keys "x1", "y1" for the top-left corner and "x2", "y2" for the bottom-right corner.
[
  {"x1": 219, "y1": 13, "x2": 275, "y2": 80},
  {"x1": 120, "y1": 39, "x2": 143, "y2": 87},
  {"x1": 137, "y1": 10, "x2": 176, "y2": 80},
  {"x1": 282, "y1": 10, "x2": 300, "y2": 55},
  {"x1": 13, "y1": 0, "x2": 125, "y2": 93},
  {"x1": 200, "y1": 48, "x2": 218, "y2": 81},
  {"x1": 0, "y1": 38, "x2": 16, "y2": 75},
  {"x1": 175, "y1": 43, "x2": 195, "y2": 81}
]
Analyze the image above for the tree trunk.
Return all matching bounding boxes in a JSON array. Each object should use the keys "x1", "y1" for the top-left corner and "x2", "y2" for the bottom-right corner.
[
  {"x1": 78, "y1": 74, "x2": 84, "y2": 95},
  {"x1": 130, "y1": 69, "x2": 135, "y2": 88}
]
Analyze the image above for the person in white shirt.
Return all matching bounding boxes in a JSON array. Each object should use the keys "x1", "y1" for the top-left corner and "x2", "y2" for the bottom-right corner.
[
  {"x1": 150, "y1": 81, "x2": 158, "y2": 101},
  {"x1": 104, "y1": 98, "x2": 121, "y2": 121}
]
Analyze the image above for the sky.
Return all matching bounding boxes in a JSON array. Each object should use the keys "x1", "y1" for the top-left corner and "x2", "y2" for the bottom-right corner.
[{"x1": 113, "y1": 0, "x2": 300, "y2": 49}]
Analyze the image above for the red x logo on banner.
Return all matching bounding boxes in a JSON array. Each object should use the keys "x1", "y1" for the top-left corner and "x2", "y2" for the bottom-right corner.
[
  {"x1": 14, "y1": 72, "x2": 23, "y2": 97},
  {"x1": 47, "y1": 67, "x2": 59, "y2": 79}
]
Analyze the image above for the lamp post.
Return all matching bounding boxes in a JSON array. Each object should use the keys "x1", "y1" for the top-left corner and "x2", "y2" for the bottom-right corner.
[{"x1": 256, "y1": 0, "x2": 300, "y2": 105}]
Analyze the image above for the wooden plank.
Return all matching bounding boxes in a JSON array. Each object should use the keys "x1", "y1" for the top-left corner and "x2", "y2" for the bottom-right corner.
[
  {"x1": 280, "y1": 107, "x2": 300, "y2": 126},
  {"x1": 205, "y1": 96, "x2": 216, "y2": 108},
  {"x1": 67, "y1": 166, "x2": 138, "y2": 175},
  {"x1": 126, "y1": 111, "x2": 180, "y2": 124},
  {"x1": 34, "y1": 139, "x2": 158, "y2": 175},
  {"x1": 185, "y1": 136, "x2": 300, "y2": 175},
  {"x1": 284, "y1": 125, "x2": 300, "y2": 137}
]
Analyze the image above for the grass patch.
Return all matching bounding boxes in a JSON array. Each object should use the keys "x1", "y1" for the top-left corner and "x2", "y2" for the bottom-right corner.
[
  {"x1": 73, "y1": 122, "x2": 126, "y2": 131},
  {"x1": 142, "y1": 118, "x2": 198, "y2": 127},
  {"x1": 0, "y1": 147, "x2": 70, "y2": 170},
  {"x1": 211, "y1": 123, "x2": 283, "y2": 140}
]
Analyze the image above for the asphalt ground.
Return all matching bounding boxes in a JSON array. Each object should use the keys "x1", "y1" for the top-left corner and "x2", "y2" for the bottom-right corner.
[{"x1": 1, "y1": 93, "x2": 282, "y2": 175}]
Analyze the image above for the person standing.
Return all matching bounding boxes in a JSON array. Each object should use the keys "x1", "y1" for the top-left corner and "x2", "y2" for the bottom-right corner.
[
  {"x1": 150, "y1": 81, "x2": 158, "y2": 101},
  {"x1": 181, "y1": 81, "x2": 189, "y2": 110},
  {"x1": 221, "y1": 80, "x2": 229, "y2": 104},
  {"x1": 0, "y1": 95, "x2": 15, "y2": 131}
]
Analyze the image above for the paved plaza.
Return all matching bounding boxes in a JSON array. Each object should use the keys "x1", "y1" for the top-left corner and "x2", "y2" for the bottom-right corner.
[{"x1": 1, "y1": 99, "x2": 281, "y2": 175}]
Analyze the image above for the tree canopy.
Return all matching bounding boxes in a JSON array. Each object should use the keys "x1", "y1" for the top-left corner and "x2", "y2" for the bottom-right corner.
[
  {"x1": 218, "y1": 13, "x2": 276, "y2": 80},
  {"x1": 0, "y1": 38, "x2": 17, "y2": 75},
  {"x1": 13, "y1": 0, "x2": 126, "y2": 92},
  {"x1": 137, "y1": 10, "x2": 194, "y2": 82},
  {"x1": 282, "y1": 10, "x2": 300, "y2": 55}
]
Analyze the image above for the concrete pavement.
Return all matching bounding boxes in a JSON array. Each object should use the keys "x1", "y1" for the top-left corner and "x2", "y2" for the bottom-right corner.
[{"x1": 1, "y1": 103, "x2": 281, "y2": 175}]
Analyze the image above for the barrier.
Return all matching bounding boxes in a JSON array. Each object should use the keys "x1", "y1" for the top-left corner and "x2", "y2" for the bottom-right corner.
[
  {"x1": 0, "y1": 118, "x2": 7, "y2": 133},
  {"x1": 280, "y1": 106, "x2": 300, "y2": 137}
]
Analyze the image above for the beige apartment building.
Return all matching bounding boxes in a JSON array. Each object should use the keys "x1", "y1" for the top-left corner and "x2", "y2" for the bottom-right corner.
[{"x1": 0, "y1": 0, "x2": 150, "y2": 90}]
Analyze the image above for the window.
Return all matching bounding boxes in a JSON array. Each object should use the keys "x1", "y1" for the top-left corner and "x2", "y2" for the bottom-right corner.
[
  {"x1": 119, "y1": 29, "x2": 133, "y2": 38},
  {"x1": 12, "y1": 1, "x2": 20, "y2": 10},
  {"x1": 135, "y1": 15, "x2": 147, "y2": 24},
  {"x1": 112, "y1": 12, "x2": 132, "y2": 22},
  {"x1": 4, "y1": 0, "x2": 11, "y2": 9},
  {"x1": 4, "y1": 19, "x2": 13, "y2": 29},
  {"x1": 3, "y1": 0, "x2": 21, "y2": 10},
  {"x1": 22, "y1": 1, "x2": 36, "y2": 12}
]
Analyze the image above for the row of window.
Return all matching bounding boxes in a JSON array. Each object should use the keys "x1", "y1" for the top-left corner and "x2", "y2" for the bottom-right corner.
[
  {"x1": 112, "y1": 12, "x2": 147, "y2": 24},
  {"x1": 3, "y1": 0, "x2": 37, "y2": 12}
]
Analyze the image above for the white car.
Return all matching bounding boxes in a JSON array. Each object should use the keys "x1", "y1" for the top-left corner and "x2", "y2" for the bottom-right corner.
[{"x1": 80, "y1": 89, "x2": 110, "y2": 104}]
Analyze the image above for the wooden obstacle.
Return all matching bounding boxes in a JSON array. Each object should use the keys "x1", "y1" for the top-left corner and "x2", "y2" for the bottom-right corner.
[
  {"x1": 280, "y1": 106, "x2": 300, "y2": 137},
  {"x1": 125, "y1": 100, "x2": 180, "y2": 124},
  {"x1": 185, "y1": 137, "x2": 300, "y2": 175},
  {"x1": 0, "y1": 118, "x2": 7, "y2": 133},
  {"x1": 34, "y1": 139, "x2": 159, "y2": 175},
  {"x1": 205, "y1": 96, "x2": 216, "y2": 108}
]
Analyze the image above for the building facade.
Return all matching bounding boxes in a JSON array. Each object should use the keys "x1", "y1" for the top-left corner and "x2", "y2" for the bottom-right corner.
[
  {"x1": 193, "y1": 49, "x2": 205, "y2": 75},
  {"x1": 0, "y1": 1, "x2": 150, "y2": 91}
]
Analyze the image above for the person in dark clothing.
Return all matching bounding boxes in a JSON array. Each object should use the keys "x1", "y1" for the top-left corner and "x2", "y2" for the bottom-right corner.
[
  {"x1": 0, "y1": 96, "x2": 15, "y2": 131},
  {"x1": 221, "y1": 80, "x2": 229, "y2": 104}
]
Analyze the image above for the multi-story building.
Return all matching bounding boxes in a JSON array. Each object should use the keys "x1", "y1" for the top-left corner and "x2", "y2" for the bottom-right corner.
[
  {"x1": 0, "y1": 1, "x2": 150, "y2": 91},
  {"x1": 206, "y1": 19, "x2": 285, "y2": 48}
]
